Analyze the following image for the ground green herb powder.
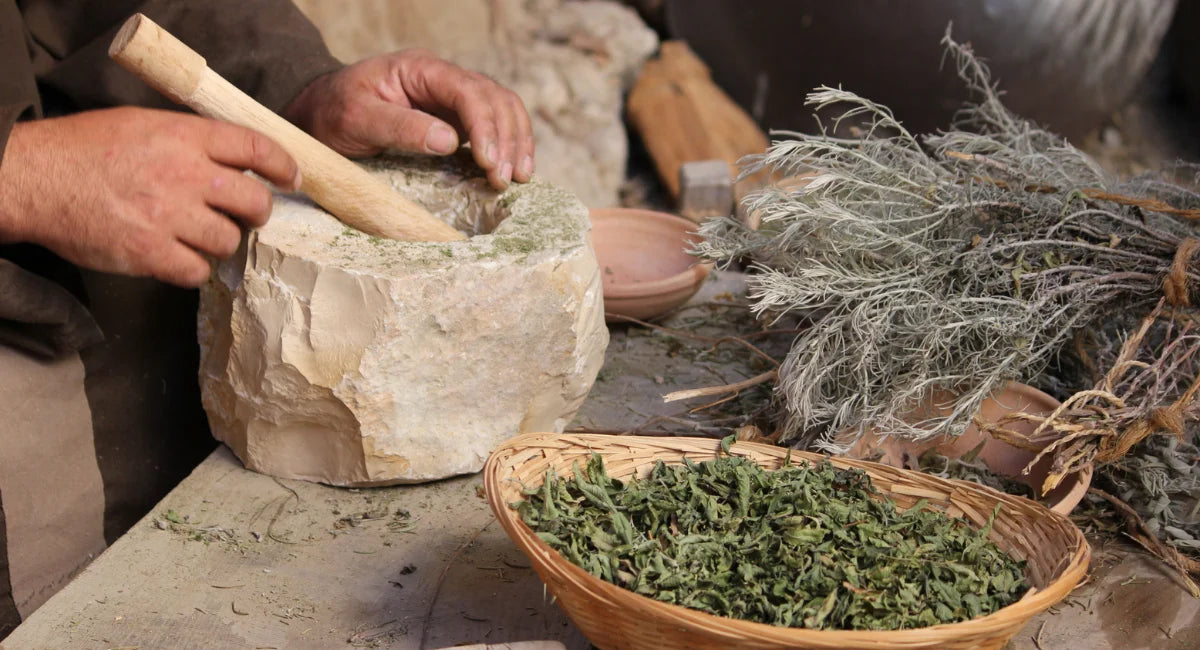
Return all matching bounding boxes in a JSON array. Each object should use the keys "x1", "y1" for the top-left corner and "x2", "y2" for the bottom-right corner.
[{"x1": 516, "y1": 449, "x2": 1028, "y2": 630}]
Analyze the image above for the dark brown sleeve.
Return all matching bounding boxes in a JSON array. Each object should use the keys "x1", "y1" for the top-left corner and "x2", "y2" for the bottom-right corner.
[
  {"x1": 28, "y1": 0, "x2": 345, "y2": 115},
  {"x1": 0, "y1": 0, "x2": 40, "y2": 167},
  {"x1": 0, "y1": 104, "x2": 30, "y2": 168},
  {"x1": 0, "y1": 257, "x2": 102, "y2": 358}
]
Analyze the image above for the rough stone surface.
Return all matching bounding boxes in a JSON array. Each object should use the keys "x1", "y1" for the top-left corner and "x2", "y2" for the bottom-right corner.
[
  {"x1": 292, "y1": 0, "x2": 658, "y2": 208},
  {"x1": 198, "y1": 155, "x2": 608, "y2": 485}
]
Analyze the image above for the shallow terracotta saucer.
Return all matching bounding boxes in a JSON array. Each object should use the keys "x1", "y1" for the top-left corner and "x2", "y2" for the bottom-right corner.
[{"x1": 589, "y1": 208, "x2": 712, "y2": 322}]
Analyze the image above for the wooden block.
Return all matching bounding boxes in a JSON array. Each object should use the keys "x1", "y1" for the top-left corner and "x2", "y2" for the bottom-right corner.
[
  {"x1": 627, "y1": 41, "x2": 769, "y2": 201},
  {"x1": 678, "y1": 160, "x2": 734, "y2": 223}
]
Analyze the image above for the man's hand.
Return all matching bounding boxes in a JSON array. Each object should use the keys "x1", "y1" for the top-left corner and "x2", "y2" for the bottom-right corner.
[
  {"x1": 284, "y1": 50, "x2": 534, "y2": 190},
  {"x1": 0, "y1": 107, "x2": 300, "y2": 287}
]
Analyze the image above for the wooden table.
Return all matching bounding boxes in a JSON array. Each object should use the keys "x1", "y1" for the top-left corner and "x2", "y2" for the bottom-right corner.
[
  {"x1": 6, "y1": 445, "x2": 583, "y2": 650},
  {"x1": 6, "y1": 271, "x2": 1198, "y2": 649}
]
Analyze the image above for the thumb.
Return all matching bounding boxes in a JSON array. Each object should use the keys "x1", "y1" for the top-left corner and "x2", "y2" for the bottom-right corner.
[{"x1": 374, "y1": 103, "x2": 460, "y2": 155}]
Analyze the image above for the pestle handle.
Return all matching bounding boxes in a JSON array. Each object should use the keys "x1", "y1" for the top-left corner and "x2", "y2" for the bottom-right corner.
[{"x1": 109, "y1": 13, "x2": 465, "y2": 242}]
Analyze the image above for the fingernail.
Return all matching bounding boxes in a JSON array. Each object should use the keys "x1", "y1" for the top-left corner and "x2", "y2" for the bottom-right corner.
[
  {"x1": 501, "y1": 162, "x2": 513, "y2": 185},
  {"x1": 425, "y1": 124, "x2": 457, "y2": 154},
  {"x1": 485, "y1": 143, "x2": 498, "y2": 165},
  {"x1": 520, "y1": 155, "x2": 534, "y2": 178},
  {"x1": 291, "y1": 169, "x2": 303, "y2": 192}
]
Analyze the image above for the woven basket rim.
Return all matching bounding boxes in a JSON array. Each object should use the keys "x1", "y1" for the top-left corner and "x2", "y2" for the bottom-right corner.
[{"x1": 485, "y1": 432, "x2": 1091, "y2": 645}]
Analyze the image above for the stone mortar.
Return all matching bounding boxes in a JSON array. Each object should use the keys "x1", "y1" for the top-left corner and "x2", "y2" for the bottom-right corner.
[{"x1": 198, "y1": 153, "x2": 609, "y2": 486}]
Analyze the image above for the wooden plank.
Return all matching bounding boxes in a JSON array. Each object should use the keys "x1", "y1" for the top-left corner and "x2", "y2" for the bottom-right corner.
[
  {"x1": 4, "y1": 448, "x2": 586, "y2": 649},
  {"x1": 627, "y1": 41, "x2": 770, "y2": 208}
]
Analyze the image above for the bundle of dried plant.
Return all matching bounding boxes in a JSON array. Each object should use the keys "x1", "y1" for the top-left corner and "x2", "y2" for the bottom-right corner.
[
  {"x1": 984, "y1": 301, "x2": 1200, "y2": 490},
  {"x1": 696, "y1": 33, "x2": 1200, "y2": 452},
  {"x1": 982, "y1": 300, "x2": 1200, "y2": 579}
]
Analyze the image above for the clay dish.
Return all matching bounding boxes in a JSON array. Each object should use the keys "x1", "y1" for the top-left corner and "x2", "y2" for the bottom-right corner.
[
  {"x1": 590, "y1": 208, "x2": 711, "y2": 322},
  {"x1": 844, "y1": 382, "x2": 1093, "y2": 515}
]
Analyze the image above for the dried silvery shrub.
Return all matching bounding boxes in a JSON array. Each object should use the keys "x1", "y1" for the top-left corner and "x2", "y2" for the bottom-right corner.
[{"x1": 697, "y1": 33, "x2": 1200, "y2": 451}]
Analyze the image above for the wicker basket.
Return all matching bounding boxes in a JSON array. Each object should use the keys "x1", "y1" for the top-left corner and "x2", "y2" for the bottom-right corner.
[{"x1": 484, "y1": 433, "x2": 1090, "y2": 650}]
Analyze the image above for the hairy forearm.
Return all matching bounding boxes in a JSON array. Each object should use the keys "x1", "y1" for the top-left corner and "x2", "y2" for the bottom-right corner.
[{"x1": 0, "y1": 121, "x2": 37, "y2": 244}]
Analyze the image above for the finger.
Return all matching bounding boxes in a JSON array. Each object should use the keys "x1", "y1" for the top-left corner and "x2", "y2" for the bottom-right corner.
[
  {"x1": 204, "y1": 122, "x2": 301, "y2": 191},
  {"x1": 403, "y1": 59, "x2": 502, "y2": 170},
  {"x1": 487, "y1": 90, "x2": 523, "y2": 189},
  {"x1": 509, "y1": 93, "x2": 535, "y2": 183},
  {"x1": 205, "y1": 167, "x2": 275, "y2": 228},
  {"x1": 348, "y1": 100, "x2": 461, "y2": 155},
  {"x1": 150, "y1": 241, "x2": 212, "y2": 288},
  {"x1": 174, "y1": 207, "x2": 244, "y2": 259},
  {"x1": 464, "y1": 103, "x2": 500, "y2": 176}
]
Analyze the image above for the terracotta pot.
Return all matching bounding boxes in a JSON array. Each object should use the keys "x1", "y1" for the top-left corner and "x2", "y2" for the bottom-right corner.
[
  {"x1": 589, "y1": 208, "x2": 712, "y2": 322},
  {"x1": 844, "y1": 382, "x2": 1092, "y2": 515}
]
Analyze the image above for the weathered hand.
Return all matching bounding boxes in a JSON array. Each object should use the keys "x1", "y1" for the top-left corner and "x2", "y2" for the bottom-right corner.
[
  {"x1": 283, "y1": 49, "x2": 534, "y2": 190},
  {"x1": 0, "y1": 107, "x2": 300, "y2": 287}
]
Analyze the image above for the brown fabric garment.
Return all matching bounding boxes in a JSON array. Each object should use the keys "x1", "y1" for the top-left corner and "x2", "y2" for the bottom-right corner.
[
  {"x1": 0, "y1": 0, "x2": 345, "y2": 634},
  {"x1": 0, "y1": 1, "x2": 37, "y2": 149},
  {"x1": 0, "y1": 346, "x2": 106, "y2": 618},
  {"x1": 0, "y1": 257, "x2": 102, "y2": 357},
  {"x1": 78, "y1": 272, "x2": 217, "y2": 543},
  {"x1": 0, "y1": 490, "x2": 21, "y2": 638},
  {"x1": 0, "y1": 0, "x2": 344, "y2": 357},
  {"x1": 23, "y1": 0, "x2": 345, "y2": 116}
]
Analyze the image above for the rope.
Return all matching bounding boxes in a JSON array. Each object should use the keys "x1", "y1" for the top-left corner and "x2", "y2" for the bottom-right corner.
[
  {"x1": 1096, "y1": 371, "x2": 1200, "y2": 464},
  {"x1": 1163, "y1": 237, "x2": 1200, "y2": 307}
]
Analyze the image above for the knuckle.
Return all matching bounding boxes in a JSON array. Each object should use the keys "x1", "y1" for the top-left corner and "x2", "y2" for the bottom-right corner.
[
  {"x1": 245, "y1": 132, "x2": 272, "y2": 166},
  {"x1": 496, "y1": 124, "x2": 515, "y2": 145},
  {"x1": 211, "y1": 223, "x2": 242, "y2": 258},
  {"x1": 447, "y1": 85, "x2": 472, "y2": 111},
  {"x1": 470, "y1": 122, "x2": 495, "y2": 143},
  {"x1": 471, "y1": 76, "x2": 497, "y2": 94},
  {"x1": 511, "y1": 94, "x2": 531, "y2": 120},
  {"x1": 219, "y1": 175, "x2": 272, "y2": 223},
  {"x1": 248, "y1": 184, "x2": 274, "y2": 220},
  {"x1": 453, "y1": 76, "x2": 484, "y2": 100},
  {"x1": 392, "y1": 117, "x2": 427, "y2": 147}
]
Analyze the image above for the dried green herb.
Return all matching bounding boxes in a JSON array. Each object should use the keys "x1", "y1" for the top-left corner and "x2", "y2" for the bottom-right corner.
[{"x1": 517, "y1": 445, "x2": 1027, "y2": 630}]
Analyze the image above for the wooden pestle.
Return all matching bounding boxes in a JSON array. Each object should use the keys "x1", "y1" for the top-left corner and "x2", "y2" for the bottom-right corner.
[{"x1": 109, "y1": 13, "x2": 464, "y2": 242}]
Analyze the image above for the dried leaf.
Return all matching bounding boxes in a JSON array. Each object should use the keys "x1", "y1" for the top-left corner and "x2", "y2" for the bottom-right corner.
[{"x1": 518, "y1": 455, "x2": 1026, "y2": 630}]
